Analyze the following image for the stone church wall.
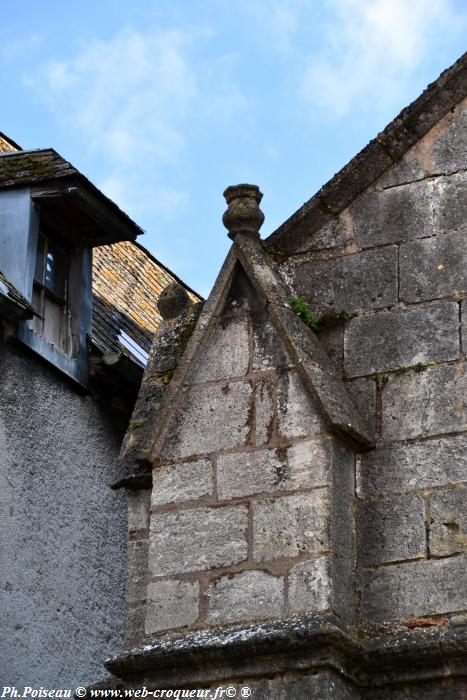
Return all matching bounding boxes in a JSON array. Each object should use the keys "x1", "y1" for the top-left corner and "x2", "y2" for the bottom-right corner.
[
  {"x1": 280, "y1": 95, "x2": 467, "y2": 627},
  {"x1": 133, "y1": 271, "x2": 356, "y2": 646}
]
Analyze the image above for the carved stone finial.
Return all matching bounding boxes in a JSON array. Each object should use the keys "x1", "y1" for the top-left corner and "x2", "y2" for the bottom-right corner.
[
  {"x1": 222, "y1": 184, "x2": 264, "y2": 240},
  {"x1": 157, "y1": 282, "x2": 191, "y2": 320}
]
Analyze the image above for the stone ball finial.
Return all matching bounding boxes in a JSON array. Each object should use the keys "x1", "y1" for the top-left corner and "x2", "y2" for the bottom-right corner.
[
  {"x1": 157, "y1": 282, "x2": 191, "y2": 320},
  {"x1": 222, "y1": 184, "x2": 264, "y2": 240}
]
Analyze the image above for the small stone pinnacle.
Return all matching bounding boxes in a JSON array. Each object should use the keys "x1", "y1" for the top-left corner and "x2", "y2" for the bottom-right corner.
[
  {"x1": 222, "y1": 184, "x2": 265, "y2": 240},
  {"x1": 157, "y1": 282, "x2": 191, "y2": 320}
]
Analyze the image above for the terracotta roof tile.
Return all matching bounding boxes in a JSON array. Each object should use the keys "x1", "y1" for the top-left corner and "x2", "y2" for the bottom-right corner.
[{"x1": 92, "y1": 241, "x2": 201, "y2": 362}]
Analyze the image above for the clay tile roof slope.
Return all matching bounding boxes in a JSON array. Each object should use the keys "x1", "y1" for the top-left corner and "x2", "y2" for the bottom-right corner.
[
  {"x1": 266, "y1": 51, "x2": 467, "y2": 254},
  {"x1": 0, "y1": 132, "x2": 21, "y2": 153},
  {"x1": 92, "y1": 241, "x2": 201, "y2": 361}
]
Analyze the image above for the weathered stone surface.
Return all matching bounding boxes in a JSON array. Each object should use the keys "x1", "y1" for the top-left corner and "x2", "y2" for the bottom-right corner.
[
  {"x1": 152, "y1": 459, "x2": 212, "y2": 506},
  {"x1": 290, "y1": 247, "x2": 398, "y2": 315},
  {"x1": 288, "y1": 557, "x2": 330, "y2": 611},
  {"x1": 190, "y1": 318, "x2": 249, "y2": 383},
  {"x1": 126, "y1": 541, "x2": 149, "y2": 603},
  {"x1": 462, "y1": 298, "x2": 466, "y2": 354},
  {"x1": 128, "y1": 489, "x2": 151, "y2": 531},
  {"x1": 382, "y1": 364, "x2": 467, "y2": 441},
  {"x1": 357, "y1": 495, "x2": 426, "y2": 566},
  {"x1": 430, "y1": 486, "x2": 467, "y2": 556},
  {"x1": 319, "y1": 325, "x2": 344, "y2": 370},
  {"x1": 433, "y1": 172, "x2": 467, "y2": 233},
  {"x1": 344, "y1": 303, "x2": 459, "y2": 376},
  {"x1": 350, "y1": 178, "x2": 433, "y2": 247},
  {"x1": 332, "y1": 439, "x2": 355, "y2": 495},
  {"x1": 345, "y1": 378, "x2": 376, "y2": 440},
  {"x1": 124, "y1": 605, "x2": 145, "y2": 649},
  {"x1": 217, "y1": 440, "x2": 332, "y2": 500},
  {"x1": 207, "y1": 570, "x2": 284, "y2": 624},
  {"x1": 293, "y1": 216, "x2": 351, "y2": 253},
  {"x1": 358, "y1": 435, "x2": 467, "y2": 497},
  {"x1": 253, "y1": 491, "x2": 329, "y2": 560},
  {"x1": 376, "y1": 155, "x2": 425, "y2": 189},
  {"x1": 219, "y1": 672, "x2": 359, "y2": 699},
  {"x1": 372, "y1": 678, "x2": 467, "y2": 700},
  {"x1": 362, "y1": 556, "x2": 467, "y2": 622},
  {"x1": 119, "y1": 301, "x2": 203, "y2": 469},
  {"x1": 157, "y1": 282, "x2": 191, "y2": 320},
  {"x1": 162, "y1": 381, "x2": 252, "y2": 459},
  {"x1": 431, "y1": 99, "x2": 467, "y2": 173},
  {"x1": 400, "y1": 231, "x2": 467, "y2": 302},
  {"x1": 149, "y1": 505, "x2": 248, "y2": 576},
  {"x1": 252, "y1": 315, "x2": 292, "y2": 370},
  {"x1": 255, "y1": 377, "x2": 275, "y2": 446},
  {"x1": 331, "y1": 489, "x2": 354, "y2": 558},
  {"x1": 277, "y1": 370, "x2": 324, "y2": 438},
  {"x1": 145, "y1": 580, "x2": 199, "y2": 633},
  {"x1": 331, "y1": 557, "x2": 355, "y2": 622}
]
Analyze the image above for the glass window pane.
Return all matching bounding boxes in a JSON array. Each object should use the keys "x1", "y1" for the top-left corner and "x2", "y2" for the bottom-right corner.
[
  {"x1": 34, "y1": 234, "x2": 46, "y2": 283},
  {"x1": 42, "y1": 296, "x2": 63, "y2": 347},
  {"x1": 44, "y1": 242, "x2": 67, "y2": 300}
]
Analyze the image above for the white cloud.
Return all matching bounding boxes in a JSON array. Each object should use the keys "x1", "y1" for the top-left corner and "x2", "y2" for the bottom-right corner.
[
  {"x1": 27, "y1": 26, "x2": 249, "y2": 216},
  {"x1": 37, "y1": 29, "x2": 196, "y2": 164},
  {"x1": 299, "y1": 0, "x2": 465, "y2": 117}
]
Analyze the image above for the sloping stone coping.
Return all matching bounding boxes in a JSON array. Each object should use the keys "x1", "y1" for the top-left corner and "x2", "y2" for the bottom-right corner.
[{"x1": 104, "y1": 612, "x2": 467, "y2": 691}]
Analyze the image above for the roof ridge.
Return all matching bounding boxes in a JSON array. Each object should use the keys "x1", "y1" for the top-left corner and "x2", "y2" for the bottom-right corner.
[{"x1": 266, "y1": 51, "x2": 467, "y2": 253}]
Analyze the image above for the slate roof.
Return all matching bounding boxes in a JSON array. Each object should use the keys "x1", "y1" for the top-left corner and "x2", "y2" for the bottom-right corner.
[
  {"x1": 0, "y1": 271, "x2": 37, "y2": 320},
  {"x1": 0, "y1": 148, "x2": 143, "y2": 244},
  {"x1": 0, "y1": 135, "x2": 201, "y2": 369},
  {"x1": 92, "y1": 241, "x2": 201, "y2": 365},
  {"x1": 266, "y1": 51, "x2": 467, "y2": 254}
]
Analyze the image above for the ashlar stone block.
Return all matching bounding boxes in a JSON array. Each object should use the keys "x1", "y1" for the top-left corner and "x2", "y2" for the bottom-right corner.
[
  {"x1": 290, "y1": 247, "x2": 398, "y2": 315},
  {"x1": 149, "y1": 505, "x2": 248, "y2": 577},
  {"x1": 253, "y1": 491, "x2": 329, "y2": 561},
  {"x1": 350, "y1": 178, "x2": 434, "y2": 247},
  {"x1": 217, "y1": 440, "x2": 332, "y2": 500},
  {"x1": 344, "y1": 303, "x2": 459, "y2": 377},
  {"x1": 462, "y1": 298, "x2": 466, "y2": 354},
  {"x1": 152, "y1": 459, "x2": 212, "y2": 506},
  {"x1": 255, "y1": 377, "x2": 275, "y2": 446},
  {"x1": 162, "y1": 381, "x2": 252, "y2": 459},
  {"x1": 190, "y1": 318, "x2": 249, "y2": 383},
  {"x1": 430, "y1": 486, "x2": 467, "y2": 556},
  {"x1": 382, "y1": 363, "x2": 467, "y2": 441},
  {"x1": 288, "y1": 557, "x2": 330, "y2": 612},
  {"x1": 252, "y1": 315, "x2": 293, "y2": 371},
  {"x1": 277, "y1": 370, "x2": 324, "y2": 438},
  {"x1": 357, "y1": 495, "x2": 426, "y2": 566},
  {"x1": 126, "y1": 540, "x2": 149, "y2": 604},
  {"x1": 400, "y1": 230, "x2": 467, "y2": 302},
  {"x1": 128, "y1": 489, "x2": 151, "y2": 531},
  {"x1": 362, "y1": 556, "x2": 467, "y2": 622},
  {"x1": 145, "y1": 580, "x2": 199, "y2": 633},
  {"x1": 357, "y1": 435, "x2": 467, "y2": 497},
  {"x1": 207, "y1": 570, "x2": 284, "y2": 624}
]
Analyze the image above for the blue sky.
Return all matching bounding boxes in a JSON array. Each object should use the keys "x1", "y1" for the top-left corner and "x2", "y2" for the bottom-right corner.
[{"x1": 1, "y1": 0, "x2": 466, "y2": 296}]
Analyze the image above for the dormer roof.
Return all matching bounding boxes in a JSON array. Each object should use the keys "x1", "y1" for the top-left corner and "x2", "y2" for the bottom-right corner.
[{"x1": 0, "y1": 148, "x2": 143, "y2": 246}]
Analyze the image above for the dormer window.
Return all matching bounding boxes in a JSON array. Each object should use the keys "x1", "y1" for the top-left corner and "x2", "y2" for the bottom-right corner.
[
  {"x1": 30, "y1": 230, "x2": 70, "y2": 352},
  {"x1": 0, "y1": 147, "x2": 143, "y2": 385}
]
